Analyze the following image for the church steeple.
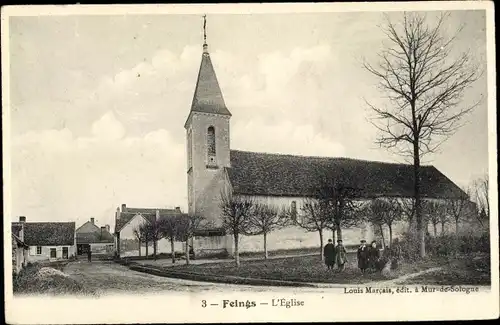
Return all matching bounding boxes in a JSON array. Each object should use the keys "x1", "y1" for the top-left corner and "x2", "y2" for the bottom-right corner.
[{"x1": 186, "y1": 14, "x2": 231, "y2": 124}]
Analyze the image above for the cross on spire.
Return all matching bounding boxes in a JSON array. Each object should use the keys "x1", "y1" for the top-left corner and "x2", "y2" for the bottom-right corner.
[{"x1": 203, "y1": 14, "x2": 207, "y2": 46}]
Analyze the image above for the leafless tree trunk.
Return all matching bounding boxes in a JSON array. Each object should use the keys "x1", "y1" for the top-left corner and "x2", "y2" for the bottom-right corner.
[
  {"x1": 336, "y1": 227, "x2": 343, "y2": 242},
  {"x1": 170, "y1": 237, "x2": 175, "y2": 264},
  {"x1": 388, "y1": 223, "x2": 393, "y2": 247},
  {"x1": 246, "y1": 203, "x2": 287, "y2": 260},
  {"x1": 219, "y1": 191, "x2": 254, "y2": 267},
  {"x1": 234, "y1": 234, "x2": 240, "y2": 266},
  {"x1": 319, "y1": 230, "x2": 324, "y2": 261},
  {"x1": 379, "y1": 224, "x2": 386, "y2": 249},
  {"x1": 263, "y1": 232, "x2": 268, "y2": 260},
  {"x1": 185, "y1": 239, "x2": 190, "y2": 265},
  {"x1": 363, "y1": 12, "x2": 482, "y2": 259},
  {"x1": 138, "y1": 240, "x2": 141, "y2": 257},
  {"x1": 153, "y1": 239, "x2": 157, "y2": 261}
]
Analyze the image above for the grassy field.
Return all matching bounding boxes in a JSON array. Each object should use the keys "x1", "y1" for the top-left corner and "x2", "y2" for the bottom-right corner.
[
  {"x1": 167, "y1": 252, "x2": 446, "y2": 284},
  {"x1": 398, "y1": 253, "x2": 491, "y2": 285}
]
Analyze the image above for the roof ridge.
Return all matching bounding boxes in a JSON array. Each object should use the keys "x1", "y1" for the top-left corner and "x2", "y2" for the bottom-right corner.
[
  {"x1": 125, "y1": 207, "x2": 179, "y2": 211},
  {"x1": 230, "y1": 149, "x2": 436, "y2": 168},
  {"x1": 19, "y1": 221, "x2": 76, "y2": 225}
]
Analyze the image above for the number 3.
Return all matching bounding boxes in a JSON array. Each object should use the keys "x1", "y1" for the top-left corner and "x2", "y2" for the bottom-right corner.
[{"x1": 202, "y1": 300, "x2": 206, "y2": 307}]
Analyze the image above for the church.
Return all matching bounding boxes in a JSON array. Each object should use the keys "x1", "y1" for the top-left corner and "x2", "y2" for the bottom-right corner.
[{"x1": 185, "y1": 23, "x2": 465, "y2": 257}]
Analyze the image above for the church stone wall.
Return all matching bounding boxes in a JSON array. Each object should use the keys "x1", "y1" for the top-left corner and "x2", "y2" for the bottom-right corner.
[{"x1": 188, "y1": 112, "x2": 231, "y2": 226}]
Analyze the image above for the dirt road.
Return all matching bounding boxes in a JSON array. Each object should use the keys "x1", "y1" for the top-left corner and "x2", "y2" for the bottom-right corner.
[{"x1": 63, "y1": 260, "x2": 327, "y2": 295}]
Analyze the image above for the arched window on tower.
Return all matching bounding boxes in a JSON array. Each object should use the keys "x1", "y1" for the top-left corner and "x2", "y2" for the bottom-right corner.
[{"x1": 207, "y1": 126, "x2": 216, "y2": 166}]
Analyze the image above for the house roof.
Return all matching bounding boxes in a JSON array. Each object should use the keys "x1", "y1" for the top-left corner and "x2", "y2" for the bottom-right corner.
[
  {"x1": 12, "y1": 233, "x2": 28, "y2": 248},
  {"x1": 76, "y1": 220, "x2": 100, "y2": 233},
  {"x1": 115, "y1": 208, "x2": 186, "y2": 233},
  {"x1": 22, "y1": 222, "x2": 75, "y2": 246},
  {"x1": 11, "y1": 223, "x2": 22, "y2": 237},
  {"x1": 188, "y1": 50, "x2": 231, "y2": 118},
  {"x1": 226, "y1": 150, "x2": 465, "y2": 199},
  {"x1": 76, "y1": 229, "x2": 114, "y2": 244}
]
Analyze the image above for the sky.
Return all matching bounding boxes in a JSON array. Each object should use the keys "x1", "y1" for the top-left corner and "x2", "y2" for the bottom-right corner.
[{"x1": 6, "y1": 10, "x2": 489, "y2": 230}]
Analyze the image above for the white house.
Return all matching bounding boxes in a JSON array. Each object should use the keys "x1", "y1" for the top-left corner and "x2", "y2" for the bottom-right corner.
[
  {"x1": 12, "y1": 216, "x2": 76, "y2": 262},
  {"x1": 183, "y1": 34, "x2": 467, "y2": 257},
  {"x1": 114, "y1": 205, "x2": 186, "y2": 257}
]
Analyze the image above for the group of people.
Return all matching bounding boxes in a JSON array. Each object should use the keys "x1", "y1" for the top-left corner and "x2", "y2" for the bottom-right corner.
[
  {"x1": 357, "y1": 240, "x2": 384, "y2": 273},
  {"x1": 323, "y1": 239, "x2": 348, "y2": 271},
  {"x1": 323, "y1": 238, "x2": 388, "y2": 273}
]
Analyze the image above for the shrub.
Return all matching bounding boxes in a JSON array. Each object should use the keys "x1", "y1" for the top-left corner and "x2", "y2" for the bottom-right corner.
[
  {"x1": 426, "y1": 232, "x2": 489, "y2": 257},
  {"x1": 13, "y1": 262, "x2": 96, "y2": 296}
]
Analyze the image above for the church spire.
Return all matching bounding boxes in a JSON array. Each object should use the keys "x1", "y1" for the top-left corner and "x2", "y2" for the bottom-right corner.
[{"x1": 186, "y1": 14, "x2": 231, "y2": 121}]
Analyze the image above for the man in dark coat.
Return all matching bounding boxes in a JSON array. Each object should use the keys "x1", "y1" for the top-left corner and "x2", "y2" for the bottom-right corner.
[
  {"x1": 323, "y1": 239, "x2": 336, "y2": 270},
  {"x1": 357, "y1": 239, "x2": 369, "y2": 273},
  {"x1": 87, "y1": 247, "x2": 92, "y2": 262}
]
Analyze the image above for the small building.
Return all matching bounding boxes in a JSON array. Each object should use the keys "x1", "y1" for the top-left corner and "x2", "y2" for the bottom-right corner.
[
  {"x1": 76, "y1": 218, "x2": 114, "y2": 256},
  {"x1": 114, "y1": 204, "x2": 187, "y2": 257},
  {"x1": 12, "y1": 216, "x2": 76, "y2": 262}
]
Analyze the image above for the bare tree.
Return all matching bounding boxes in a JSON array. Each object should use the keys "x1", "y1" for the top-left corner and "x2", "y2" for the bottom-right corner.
[
  {"x1": 398, "y1": 198, "x2": 416, "y2": 231},
  {"x1": 246, "y1": 203, "x2": 289, "y2": 259},
  {"x1": 132, "y1": 226, "x2": 147, "y2": 257},
  {"x1": 363, "y1": 198, "x2": 402, "y2": 248},
  {"x1": 363, "y1": 13, "x2": 482, "y2": 258},
  {"x1": 439, "y1": 209, "x2": 450, "y2": 235},
  {"x1": 177, "y1": 214, "x2": 207, "y2": 265},
  {"x1": 473, "y1": 175, "x2": 489, "y2": 223},
  {"x1": 219, "y1": 191, "x2": 254, "y2": 267},
  {"x1": 446, "y1": 188, "x2": 471, "y2": 235},
  {"x1": 422, "y1": 200, "x2": 447, "y2": 237},
  {"x1": 158, "y1": 216, "x2": 183, "y2": 264},
  {"x1": 294, "y1": 198, "x2": 330, "y2": 261},
  {"x1": 138, "y1": 222, "x2": 151, "y2": 258},
  {"x1": 316, "y1": 179, "x2": 361, "y2": 242}
]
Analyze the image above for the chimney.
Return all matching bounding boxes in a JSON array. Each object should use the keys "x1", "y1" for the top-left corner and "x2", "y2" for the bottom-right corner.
[
  {"x1": 105, "y1": 224, "x2": 110, "y2": 232},
  {"x1": 19, "y1": 216, "x2": 26, "y2": 223},
  {"x1": 121, "y1": 204, "x2": 127, "y2": 212},
  {"x1": 90, "y1": 217, "x2": 95, "y2": 224}
]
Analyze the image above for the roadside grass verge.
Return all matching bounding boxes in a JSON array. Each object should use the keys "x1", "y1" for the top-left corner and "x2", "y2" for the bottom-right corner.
[
  {"x1": 135, "y1": 253, "x2": 447, "y2": 285},
  {"x1": 397, "y1": 253, "x2": 491, "y2": 286},
  {"x1": 13, "y1": 262, "x2": 98, "y2": 296}
]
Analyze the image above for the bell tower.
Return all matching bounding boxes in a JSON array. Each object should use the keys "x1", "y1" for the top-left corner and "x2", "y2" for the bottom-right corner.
[{"x1": 184, "y1": 15, "x2": 232, "y2": 222}]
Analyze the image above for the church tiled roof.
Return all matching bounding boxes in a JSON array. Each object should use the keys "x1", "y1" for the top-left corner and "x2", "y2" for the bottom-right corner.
[
  {"x1": 226, "y1": 150, "x2": 465, "y2": 199},
  {"x1": 114, "y1": 207, "x2": 186, "y2": 233},
  {"x1": 22, "y1": 222, "x2": 76, "y2": 246},
  {"x1": 188, "y1": 51, "x2": 231, "y2": 118}
]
